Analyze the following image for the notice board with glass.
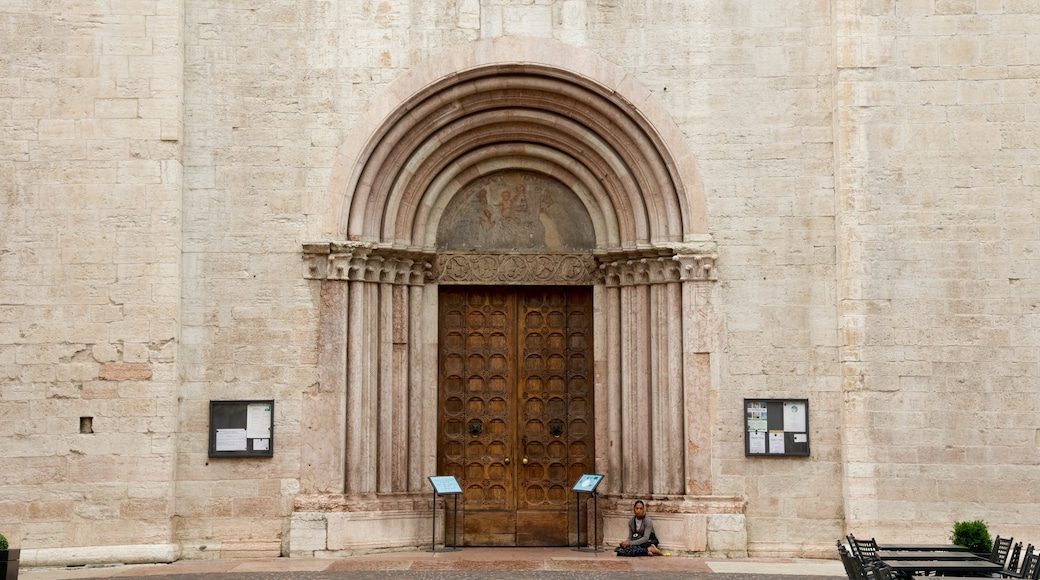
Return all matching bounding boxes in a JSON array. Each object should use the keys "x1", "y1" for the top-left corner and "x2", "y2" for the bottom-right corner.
[
  {"x1": 208, "y1": 400, "x2": 275, "y2": 458},
  {"x1": 744, "y1": 398, "x2": 809, "y2": 457}
]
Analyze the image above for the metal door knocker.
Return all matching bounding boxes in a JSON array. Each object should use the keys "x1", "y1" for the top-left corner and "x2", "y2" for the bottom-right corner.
[
  {"x1": 549, "y1": 419, "x2": 564, "y2": 438},
  {"x1": 468, "y1": 419, "x2": 483, "y2": 436}
]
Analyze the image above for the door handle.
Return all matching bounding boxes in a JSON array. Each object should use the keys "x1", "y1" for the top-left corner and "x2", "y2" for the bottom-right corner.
[
  {"x1": 504, "y1": 457, "x2": 510, "y2": 465},
  {"x1": 522, "y1": 457, "x2": 528, "y2": 465}
]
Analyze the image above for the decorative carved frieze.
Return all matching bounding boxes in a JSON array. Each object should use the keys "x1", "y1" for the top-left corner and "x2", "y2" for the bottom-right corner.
[
  {"x1": 302, "y1": 242, "x2": 717, "y2": 287},
  {"x1": 435, "y1": 252, "x2": 597, "y2": 285}
]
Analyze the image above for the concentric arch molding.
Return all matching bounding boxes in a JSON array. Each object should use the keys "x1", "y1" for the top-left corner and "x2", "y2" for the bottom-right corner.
[{"x1": 302, "y1": 242, "x2": 717, "y2": 286}]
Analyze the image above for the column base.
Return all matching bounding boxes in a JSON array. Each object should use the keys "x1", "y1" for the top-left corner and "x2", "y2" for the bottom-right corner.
[{"x1": 290, "y1": 493, "x2": 440, "y2": 557}]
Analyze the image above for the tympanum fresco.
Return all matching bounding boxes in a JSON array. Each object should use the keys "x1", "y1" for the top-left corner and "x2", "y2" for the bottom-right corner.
[{"x1": 437, "y1": 170, "x2": 595, "y2": 251}]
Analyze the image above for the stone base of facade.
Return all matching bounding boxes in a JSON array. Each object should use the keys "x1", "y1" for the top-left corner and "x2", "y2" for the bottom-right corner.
[
  {"x1": 290, "y1": 494, "x2": 440, "y2": 557},
  {"x1": 19, "y1": 544, "x2": 181, "y2": 568},
  {"x1": 290, "y1": 493, "x2": 746, "y2": 557},
  {"x1": 596, "y1": 494, "x2": 747, "y2": 557}
]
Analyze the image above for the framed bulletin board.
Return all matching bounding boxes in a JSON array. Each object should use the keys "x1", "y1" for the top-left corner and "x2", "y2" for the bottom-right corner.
[
  {"x1": 208, "y1": 400, "x2": 274, "y2": 458},
  {"x1": 744, "y1": 398, "x2": 809, "y2": 457}
]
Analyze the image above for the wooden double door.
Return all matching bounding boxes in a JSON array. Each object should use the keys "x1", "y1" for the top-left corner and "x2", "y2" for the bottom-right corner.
[{"x1": 438, "y1": 286, "x2": 595, "y2": 546}]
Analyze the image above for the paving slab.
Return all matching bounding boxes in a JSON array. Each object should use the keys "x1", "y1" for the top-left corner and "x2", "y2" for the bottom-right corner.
[{"x1": 20, "y1": 548, "x2": 846, "y2": 580}]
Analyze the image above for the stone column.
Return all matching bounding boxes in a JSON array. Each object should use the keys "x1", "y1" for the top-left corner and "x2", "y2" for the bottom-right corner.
[
  {"x1": 598, "y1": 247, "x2": 718, "y2": 497},
  {"x1": 407, "y1": 284, "x2": 425, "y2": 491},
  {"x1": 391, "y1": 284, "x2": 409, "y2": 491},
  {"x1": 677, "y1": 253, "x2": 719, "y2": 496},
  {"x1": 620, "y1": 263, "x2": 651, "y2": 494},
  {"x1": 653, "y1": 279, "x2": 685, "y2": 494},
  {"x1": 650, "y1": 281, "x2": 668, "y2": 492},
  {"x1": 302, "y1": 243, "x2": 435, "y2": 495},
  {"x1": 417, "y1": 284, "x2": 440, "y2": 488},
  {"x1": 346, "y1": 279, "x2": 375, "y2": 492},
  {"x1": 378, "y1": 281, "x2": 394, "y2": 492},
  {"x1": 300, "y1": 280, "x2": 348, "y2": 493},
  {"x1": 597, "y1": 283, "x2": 622, "y2": 494}
]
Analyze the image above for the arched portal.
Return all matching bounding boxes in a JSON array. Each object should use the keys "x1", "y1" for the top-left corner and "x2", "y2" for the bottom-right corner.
[{"x1": 297, "y1": 37, "x2": 743, "y2": 555}]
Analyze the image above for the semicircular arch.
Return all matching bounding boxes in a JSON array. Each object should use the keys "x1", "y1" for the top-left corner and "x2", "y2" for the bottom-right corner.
[{"x1": 323, "y1": 37, "x2": 709, "y2": 250}]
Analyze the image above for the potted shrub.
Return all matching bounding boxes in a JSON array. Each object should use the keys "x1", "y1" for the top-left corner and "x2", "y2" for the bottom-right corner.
[
  {"x1": 0, "y1": 533, "x2": 18, "y2": 580},
  {"x1": 951, "y1": 519, "x2": 992, "y2": 557}
]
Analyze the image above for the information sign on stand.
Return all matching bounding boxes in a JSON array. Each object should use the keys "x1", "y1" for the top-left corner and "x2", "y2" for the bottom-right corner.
[
  {"x1": 428, "y1": 476, "x2": 462, "y2": 552},
  {"x1": 572, "y1": 474, "x2": 603, "y2": 552}
]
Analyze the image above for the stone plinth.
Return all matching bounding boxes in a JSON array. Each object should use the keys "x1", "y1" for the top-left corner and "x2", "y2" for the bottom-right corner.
[
  {"x1": 593, "y1": 495, "x2": 745, "y2": 557},
  {"x1": 290, "y1": 494, "x2": 440, "y2": 557}
]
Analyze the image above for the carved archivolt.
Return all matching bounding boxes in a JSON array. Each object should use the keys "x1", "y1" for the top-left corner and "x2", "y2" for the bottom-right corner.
[{"x1": 303, "y1": 243, "x2": 717, "y2": 286}]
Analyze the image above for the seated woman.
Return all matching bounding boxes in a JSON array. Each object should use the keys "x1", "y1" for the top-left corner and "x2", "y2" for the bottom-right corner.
[{"x1": 614, "y1": 500, "x2": 663, "y2": 556}]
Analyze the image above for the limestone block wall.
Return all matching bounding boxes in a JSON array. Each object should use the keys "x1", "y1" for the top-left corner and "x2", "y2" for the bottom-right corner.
[
  {"x1": 175, "y1": 0, "x2": 845, "y2": 557},
  {"x1": 834, "y1": 0, "x2": 1040, "y2": 541},
  {"x1": 0, "y1": 0, "x2": 183, "y2": 555},
  {"x1": 2, "y1": 0, "x2": 1040, "y2": 563},
  {"x1": 176, "y1": 0, "x2": 332, "y2": 558},
  {"x1": 585, "y1": 1, "x2": 846, "y2": 556}
]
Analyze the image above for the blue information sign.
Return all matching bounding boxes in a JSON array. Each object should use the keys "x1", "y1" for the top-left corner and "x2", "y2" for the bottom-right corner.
[
  {"x1": 572, "y1": 473, "x2": 603, "y2": 493},
  {"x1": 428, "y1": 475, "x2": 462, "y2": 494}
]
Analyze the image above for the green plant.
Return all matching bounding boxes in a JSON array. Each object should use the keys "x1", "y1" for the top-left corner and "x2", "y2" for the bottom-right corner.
[
  {"x1": 0, "y1": 533, "x2": 7, "y2": 550},
  {"x1": 951, "y1": 520, "x2": 992, "y2": 553}
]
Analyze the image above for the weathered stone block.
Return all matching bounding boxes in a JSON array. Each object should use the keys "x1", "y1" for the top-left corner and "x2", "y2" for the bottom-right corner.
[{"x1": 98, "y1": 363, "x2": 153, "y2": 381}]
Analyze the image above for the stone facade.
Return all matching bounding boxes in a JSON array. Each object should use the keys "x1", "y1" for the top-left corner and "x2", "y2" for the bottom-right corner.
[{"x1": 2, "y1": 0, "x2": 1039, "y2": 566}]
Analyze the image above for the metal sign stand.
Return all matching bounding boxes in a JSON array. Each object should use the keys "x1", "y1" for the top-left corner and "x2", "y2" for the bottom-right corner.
[
  {"x1": 428, "y1": 476, "x2": 462, "y2": 552},
  {"x1": 571, "y1": 474, "x2": 604, "y2": 552}
]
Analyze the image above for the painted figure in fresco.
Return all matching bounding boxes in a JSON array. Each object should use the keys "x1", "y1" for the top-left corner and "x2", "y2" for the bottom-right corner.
[
  {"x1": 614, "y1": 500, "x2": 663, "y2": 557},
  {"x1": 483, "y1": 179, "x2": 538, "y2": 248}
]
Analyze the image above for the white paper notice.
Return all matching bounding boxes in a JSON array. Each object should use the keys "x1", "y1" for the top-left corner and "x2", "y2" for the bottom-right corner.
[
  {"x1": 246, "y1": 404, "x2": 272, "y2": 439},
  {"x1": 783, "y1": 402, "x2": 806, "y2": 432},
  {"x1": 769, "y1": 432, "x2": 785, "y2": 454},
  {"x1": 747, "y1": 418, "x2": 767, "y2": 432},
  {"x1": 253, "y1": 438, "x2": 270, "y2": 451},
  {"x1": 793, "y1": 433, "x2": 807, "y2": 443},
  {"x1": 216, "y1": 428, "x2": 248, "y2": 451},
  {"x1": 749, "y1": 431, "x2": 766, "y2": 454}
]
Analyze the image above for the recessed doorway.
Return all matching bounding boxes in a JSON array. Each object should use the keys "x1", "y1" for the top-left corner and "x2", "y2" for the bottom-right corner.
[{"x1": 438, "y1": 285, "x2": 595, "y2": 546}]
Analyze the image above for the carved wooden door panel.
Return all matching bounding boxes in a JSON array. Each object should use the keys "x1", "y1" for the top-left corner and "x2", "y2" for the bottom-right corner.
[
  {"x1": 515, "y1": 287, "x2": 594, "y2": 546},
  {"x1": 439, "y1": 287, "x2": 517, "y2": 546},
  {"x1": 438, "y1": 286, "x2": 593, "y2": 547}
]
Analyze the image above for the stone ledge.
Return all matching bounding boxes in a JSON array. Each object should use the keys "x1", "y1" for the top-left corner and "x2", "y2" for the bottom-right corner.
[
  {"x1": 21, "y1": 543, "x2": 180, "y2": 568},
  {"x1": 597, "y1": 493, "x2": 746, "y2": 515},
  {"x1": 219, "y1": 540, "x2": 281, "y2": 559},
  {"x1": 293, "y1": 493, "x2": 433, "y2": 512}
]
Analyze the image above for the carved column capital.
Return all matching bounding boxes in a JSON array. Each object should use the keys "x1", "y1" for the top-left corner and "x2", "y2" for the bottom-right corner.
[
  {"x1": 597, "y1": 244, "x2": 717, "y2": 287},
  {"x1": 303, "y1": 242, "x2": 718, "y2": 287},
  {"x1": 303, "y1": 242, "x2": 434, "y2": 285},
  {"x1": 674, "y1": 252, "x2": 718, "y2": 282}
]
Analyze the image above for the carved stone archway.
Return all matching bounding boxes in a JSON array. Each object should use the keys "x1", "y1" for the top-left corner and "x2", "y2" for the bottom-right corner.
[{"x1": 294, "y1": 37, "x2": 745, "y2": 557}]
